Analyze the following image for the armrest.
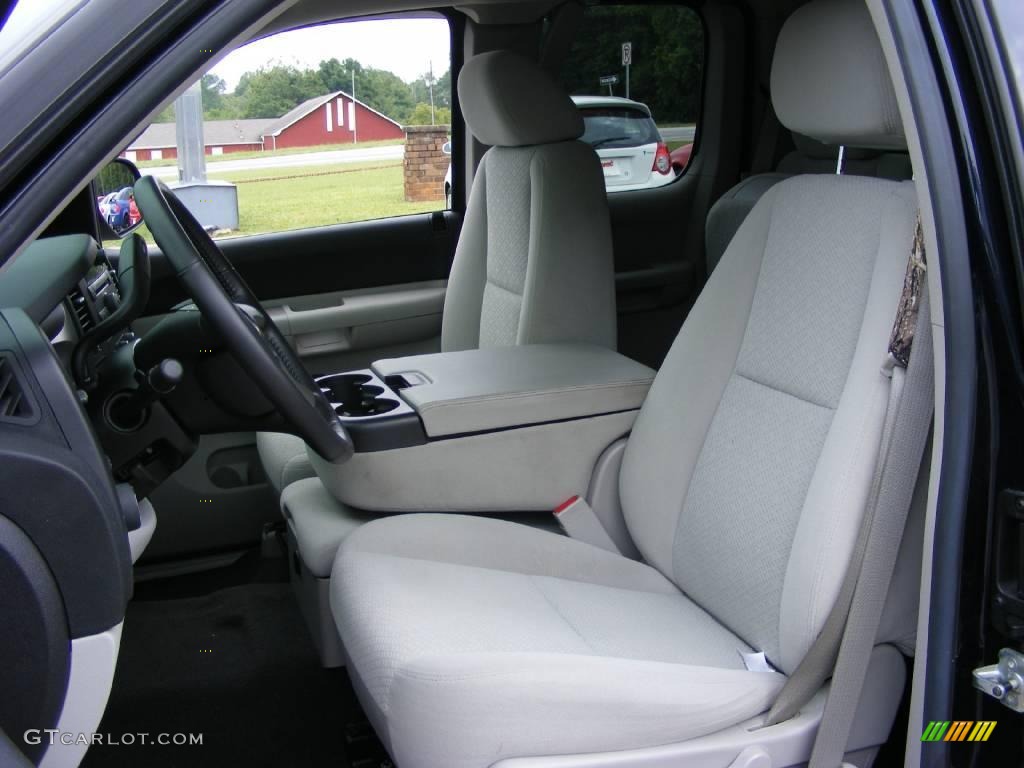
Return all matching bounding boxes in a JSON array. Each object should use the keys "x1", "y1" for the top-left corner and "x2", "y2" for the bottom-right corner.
[{"x1": 372, "y1": 344, "x2": 655, "y2": 437}]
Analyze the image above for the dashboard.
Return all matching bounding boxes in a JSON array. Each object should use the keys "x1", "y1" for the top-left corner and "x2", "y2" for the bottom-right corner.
[
  {"x1": 0, "y1": 234, "x2": 137, "y2": 753},
  {"x1": 69, "y1": 258, "x2": 123, "y2": 337}
]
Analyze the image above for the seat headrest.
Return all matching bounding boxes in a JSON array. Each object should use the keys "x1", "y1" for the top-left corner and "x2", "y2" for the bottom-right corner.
[
  {"x1": 771, "y1": 0, "x2": 906, "y2": 150},
  {"x1": 457, "y1": 50, "x2": 584, "y2": 147}
]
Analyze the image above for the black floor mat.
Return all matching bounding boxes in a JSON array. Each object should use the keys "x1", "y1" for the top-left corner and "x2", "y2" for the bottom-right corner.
[{"x1": 83, "y1": 583, "x2": 366, "y2": 767}]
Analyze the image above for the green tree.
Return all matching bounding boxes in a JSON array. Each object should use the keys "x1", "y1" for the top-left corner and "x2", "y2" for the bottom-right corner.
[
  {"x1": 409, "y1": 68, "x2": 451, "y2": 111},
  {"x1": 234, "y1": 64, "x2": 324, "y2": 118},
  {"x1": 155, "y1": 74, "x2": 240, "y2": 122},
  {"x1": 200, "y1": 73, "x2": 227, "y2": 113},
  {"x1": 560, "y1": 6, "x2": 704, "y2": 124},
  {"x1": 317, "y1": 57, "x2": 354, "y2": 92},
  {"x1": 406, "y1": 102, "x2": 451, "y2": 126},
  {"x1": 314, "y1": 58, "x2": 413, "y2": 122}
]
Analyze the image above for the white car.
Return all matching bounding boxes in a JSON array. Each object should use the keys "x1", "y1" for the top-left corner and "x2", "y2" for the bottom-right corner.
[{"x1": 572, "y1": 95, "x2": 674, "y2": 192}]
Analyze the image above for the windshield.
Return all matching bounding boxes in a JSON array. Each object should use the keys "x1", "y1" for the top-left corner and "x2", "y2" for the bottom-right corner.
[{"x1": 579, "y1": 108, "x2": 660, "y2": 149}]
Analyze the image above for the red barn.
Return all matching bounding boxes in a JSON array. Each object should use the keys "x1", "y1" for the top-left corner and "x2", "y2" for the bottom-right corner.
[
  {"x1": 122, "y1": 92, "x2": 404, "y2": 162},
  {"x1": 124, "y1": 119, "x2": 273, "y2": 162},
  {"x1": 262, "y1": 91, "x2": 404, "y2": 149}
]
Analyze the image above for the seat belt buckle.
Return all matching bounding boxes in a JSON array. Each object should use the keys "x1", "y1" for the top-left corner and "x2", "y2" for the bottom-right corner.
[{"x1": 554, "y1": 496, "x2": 620, "y2": 554}]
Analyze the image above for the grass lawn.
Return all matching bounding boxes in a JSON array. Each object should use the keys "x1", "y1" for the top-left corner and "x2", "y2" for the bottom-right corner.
[
  {"x1": 133, "y1": 139, "x2": 405, "y2": 168},
  {"x1": 223, "y1": 162, "x2": 439, "y2": 237},
  {"x1": 116, "y1": 161, "x2": 442, "y2": 246}
]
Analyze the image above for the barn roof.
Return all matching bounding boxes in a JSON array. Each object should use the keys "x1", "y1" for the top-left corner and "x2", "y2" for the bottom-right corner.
[
  {"x1": 262, "y1": 91, "x2": 404, "y2": 137},
  {"x1": 127, "y1": 92, "x2": 404, "y2": 150},
  {"x1": 128, "y1": 118, "x2": 275, "y2": 149}
]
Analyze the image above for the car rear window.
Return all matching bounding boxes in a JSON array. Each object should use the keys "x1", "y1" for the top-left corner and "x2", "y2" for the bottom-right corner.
[{"x1": 579, "y1": 108, "x2": 661, "y2": 149}]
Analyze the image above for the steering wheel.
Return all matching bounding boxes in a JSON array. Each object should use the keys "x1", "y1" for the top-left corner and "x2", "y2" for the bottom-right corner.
[{"x1": 133, "y1": 175, "x2": 353, "y2": 464}]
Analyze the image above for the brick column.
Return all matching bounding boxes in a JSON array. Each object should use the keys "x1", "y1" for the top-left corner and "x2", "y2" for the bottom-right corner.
[{"x1": 403, "y1": 125, "x2": 450, "y2": 203}]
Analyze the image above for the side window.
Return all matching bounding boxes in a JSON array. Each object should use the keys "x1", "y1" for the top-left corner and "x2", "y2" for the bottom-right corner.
[
  {"x1": 559, "y1": 4, "x2": 704, "y2": 193},
  {"x1": 121, "y1": 15, "x2": 452, "y2": 241}
]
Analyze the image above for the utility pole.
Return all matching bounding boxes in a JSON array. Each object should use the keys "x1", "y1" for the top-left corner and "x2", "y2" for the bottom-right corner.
[
  {"x1": 428, "y1": 60, "x2": 436, "y2": 125},
  {"x1": 350, "y1": 69, "x2": 358, "y2": 144},
  {"x1": 174, "y1": 80, "x2": 206, "y2": 183}
]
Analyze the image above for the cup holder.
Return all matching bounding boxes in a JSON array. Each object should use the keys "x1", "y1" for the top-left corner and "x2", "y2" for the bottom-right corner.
[
  {"x1": 319, "y1": 373, "x2": 371, "y2": 402},
  {"x1": 335, "y1": 398, "x2": 400, "y2": 418},
  {"x1": 319, "y1": 373, "x2": 401, "y2": 418}
]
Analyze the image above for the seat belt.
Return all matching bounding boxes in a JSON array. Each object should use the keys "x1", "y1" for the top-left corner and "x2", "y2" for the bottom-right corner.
[{"x1": 765, "y1": 215, "x2": 934, "y2": 768}]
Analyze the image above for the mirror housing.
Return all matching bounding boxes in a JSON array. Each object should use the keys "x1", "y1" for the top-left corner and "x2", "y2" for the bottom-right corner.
[
  {"x1": 93, "y1": 158, "x2": 143, "y2": 239},
  {"x1": 442, "y1": 141, "x2": 452, "y2": 156}
]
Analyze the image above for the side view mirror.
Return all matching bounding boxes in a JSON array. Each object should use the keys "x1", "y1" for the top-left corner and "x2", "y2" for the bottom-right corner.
[
  {"x1": 93, "y1": 158, "x2": 143, "y2": 239},
  {"x1": 442, "y1": 141, "x2": 452, "y2": 156}
]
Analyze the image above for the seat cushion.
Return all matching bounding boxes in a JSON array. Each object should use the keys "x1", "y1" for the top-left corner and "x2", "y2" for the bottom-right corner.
[
  {"x1": 256, "y1": 431, "x2": 315, "y2": 493},
  {"x1": 330, "y1": 514, "x2": 786, "y2": 768}
]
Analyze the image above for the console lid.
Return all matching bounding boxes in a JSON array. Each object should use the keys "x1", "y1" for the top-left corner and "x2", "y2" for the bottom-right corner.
[{"x1": 372, "y1": 344, "x2": 655, "y2": 438}]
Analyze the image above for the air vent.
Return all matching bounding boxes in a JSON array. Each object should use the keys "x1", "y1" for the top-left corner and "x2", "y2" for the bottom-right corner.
[
  {"x1": 0, "y1": 354, "x2": 34, "y2": 422},
  {"x1": 69, "y1": 288, "x2": 93, "y2": 334}
]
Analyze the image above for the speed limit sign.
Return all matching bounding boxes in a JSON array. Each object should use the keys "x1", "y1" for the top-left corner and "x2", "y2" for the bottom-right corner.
[{"x1": 622, "y1": 42, "x2": 632, "y2": 66}]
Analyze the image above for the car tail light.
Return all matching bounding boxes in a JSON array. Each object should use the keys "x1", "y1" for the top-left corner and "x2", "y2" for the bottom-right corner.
[{"x1": 653, "y1": 143, "x2": 672, "y2": 175}]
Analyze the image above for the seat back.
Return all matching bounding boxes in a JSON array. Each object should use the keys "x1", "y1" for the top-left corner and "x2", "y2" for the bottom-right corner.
[
  {"x1": 705, "y1": 132, "x2": 914, "y2": 274},
  {"x1": 620, "y1": 0, "x2": 920, "y2": 674},
  {"x1": 441, "y1": 51, "x2": 617, "y2": 352}
]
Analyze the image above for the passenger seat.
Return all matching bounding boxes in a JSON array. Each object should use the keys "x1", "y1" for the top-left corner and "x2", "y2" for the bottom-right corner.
[
  {"x1": 705, "y1": 132, "x2": 912, "y2": 273},
  {"x1": 257, "y1": 50, "x2": 617, "y2": 494}
]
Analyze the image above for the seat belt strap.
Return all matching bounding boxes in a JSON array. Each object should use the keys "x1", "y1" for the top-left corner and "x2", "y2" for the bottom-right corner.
[
  {"x1": 808, "y1": 282, "x2": 933, "y2": 768},
  {"x1": 750, "y1": 100, "x2": 783, "y2": 177},
  {"x1": 765, "y1": 214, "x2": 934, "y2": 766}
]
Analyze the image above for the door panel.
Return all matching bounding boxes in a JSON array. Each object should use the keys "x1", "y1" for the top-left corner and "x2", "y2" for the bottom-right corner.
[
  {"x1": 264, "y1": 280, "x2": 445, "y2": 375},
  {"x1": 132, "y1": 212, "x2": 456, "y2": 378},
  {"x1": 134, "y1": 210, "x2": 460, "y2": 314}
]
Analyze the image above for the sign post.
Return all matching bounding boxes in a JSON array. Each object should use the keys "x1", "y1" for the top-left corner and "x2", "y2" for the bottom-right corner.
[
  {"x1": 599, "y1": 74, "x2": 619, "y2": 96},
  {"x1": 174, "y1": 80, "x2": 206, "y2": 184},
  {"x1": 621, "y1": 42, "x2": 632, "y2": 99}
]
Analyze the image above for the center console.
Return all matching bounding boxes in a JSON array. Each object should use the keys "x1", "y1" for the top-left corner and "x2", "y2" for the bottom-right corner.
[{"x1": 309, "y1": 343, "x2": 656, "y2": 512}]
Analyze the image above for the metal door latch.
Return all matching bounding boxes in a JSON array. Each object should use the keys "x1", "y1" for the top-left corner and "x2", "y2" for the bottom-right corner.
[{"x1": 973, "y1": 648, "x2": 1024, "y2": 712}]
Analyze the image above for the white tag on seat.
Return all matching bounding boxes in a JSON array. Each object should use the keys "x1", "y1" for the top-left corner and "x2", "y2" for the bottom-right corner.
[{"x1": 740, "y1": 651, "x2": 776, "y2": 673}]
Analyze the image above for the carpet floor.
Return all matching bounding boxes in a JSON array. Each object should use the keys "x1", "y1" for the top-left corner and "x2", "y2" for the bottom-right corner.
[{"x1": 82, "y1": 578, "x2": 381, "y2": 767}]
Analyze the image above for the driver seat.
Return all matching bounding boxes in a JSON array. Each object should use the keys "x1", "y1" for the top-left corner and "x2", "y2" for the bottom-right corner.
[
  {"x1": 326, "y1": 2, "x2": 925, "y2": 766},
  {"x1": 257, "y1": 50, "x2": 616, "y2": 493}
]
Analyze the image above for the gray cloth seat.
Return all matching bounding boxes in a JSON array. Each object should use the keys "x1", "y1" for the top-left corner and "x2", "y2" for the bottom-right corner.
[
  {"x1": 258, "y1": 50, "x2": 616, "y2": 493},
  {"x1": 327, "y1": 2, "x2": 925, "y2": 765},
  {"x1": 332, "y1": 514, "x2": 786, "y2": 767},
  {"x1": 704, "y1": 132, "x2": 913, "y2": 274}
]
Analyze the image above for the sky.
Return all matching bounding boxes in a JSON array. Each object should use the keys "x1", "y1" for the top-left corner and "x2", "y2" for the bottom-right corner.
[
  {"x1": 0, "y1": 2, "x2": 452, "y2": 89},
  {"x1": 211, "y1": 18, "x2": 452, "y2": 89}
]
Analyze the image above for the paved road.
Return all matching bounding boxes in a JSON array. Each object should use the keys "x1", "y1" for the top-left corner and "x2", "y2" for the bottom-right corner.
[
  {"x1": 658, "y1": 125, "x2": 696, "y2": 142},
  {"x1": 143, "y1": 144, "x2": 405, "y2": 179}
]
